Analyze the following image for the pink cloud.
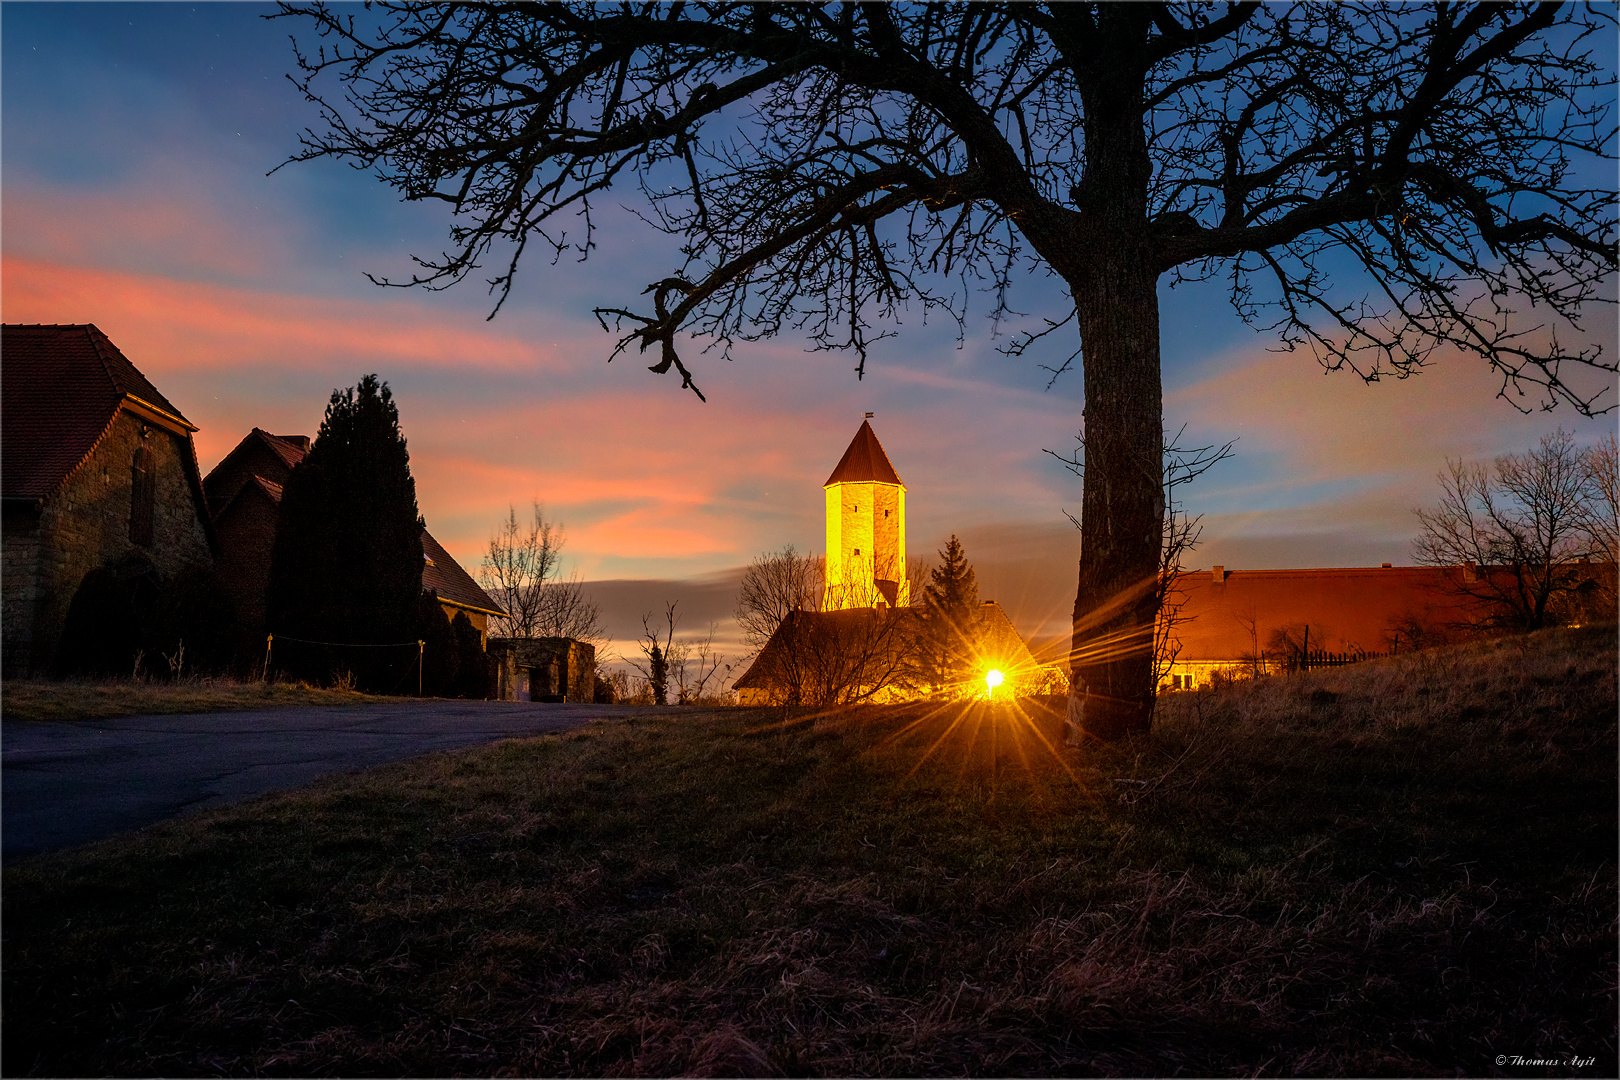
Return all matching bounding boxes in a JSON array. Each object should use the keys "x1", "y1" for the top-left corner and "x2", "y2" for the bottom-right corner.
[
  {"x1": 1, "y1": 256, "x2": 576, "y2": 377},
  {"x1": 1166, "y1": 338, "x2": 1615, "y2": 493}
]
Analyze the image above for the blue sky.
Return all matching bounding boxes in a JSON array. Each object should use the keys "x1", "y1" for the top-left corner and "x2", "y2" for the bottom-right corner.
[{"x1": 5, "y1": 2, "x2": 1614, "y2": 655}]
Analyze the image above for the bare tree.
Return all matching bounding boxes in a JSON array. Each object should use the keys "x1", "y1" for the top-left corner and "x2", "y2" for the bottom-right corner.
[
  {"x1": 735, "y1": 545, "x2": 823, "y2": 654},
  {"x1": 1414, "y1": 429, "x2": 1599, "y2": 629},
  {"x1": 280, "y1": 3, "x2": 1616, "y2": 738},
  {"x1": 1152, "y1": 432, "x2": 1235, "y2": 693},
  {"x1": 535, "y1": 569, "x2": 608, "y2": 650},
  {"x1": 626, "y1": 602, "x2": 684, "y2": 705},
  {"x1": 1233, "y1": 603, "x2": 1266, "y2": 680},
  {"x1": 670, "y1": 620, "x2": 732, "y2": 704},
  {"x1": 751, "y1": 606, "x2": 920, "y2": 709},
  {"x1": 1579, "y1": 433, "x2": 1619, "y2": 565},
  {"x1": 480, "y1": 502, "x2": 605, "y2": 646},
  {"x1": 480, "y1": 502, "x2": 562, "y2": 638}
]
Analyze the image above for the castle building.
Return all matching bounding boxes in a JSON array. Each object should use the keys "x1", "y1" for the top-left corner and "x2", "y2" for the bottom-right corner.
[{"x1": 823, "y1": 419, "x2": 908, "y2": 609}]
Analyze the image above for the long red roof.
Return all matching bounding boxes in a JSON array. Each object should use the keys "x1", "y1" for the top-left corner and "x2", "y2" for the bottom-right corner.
[{"x1": 1166, "y1": 566, "x2": 1490, "y2": 660}]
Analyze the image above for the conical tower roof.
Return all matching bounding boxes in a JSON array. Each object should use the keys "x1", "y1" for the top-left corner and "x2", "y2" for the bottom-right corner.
[{"x1": 824, "y1": 420, "x2": 903, "y2": 487}]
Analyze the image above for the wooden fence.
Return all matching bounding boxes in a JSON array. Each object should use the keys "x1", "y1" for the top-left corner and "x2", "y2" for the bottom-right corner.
[{"x1": 1283, "y1": 648, "x2": 1387, "y2": 674}]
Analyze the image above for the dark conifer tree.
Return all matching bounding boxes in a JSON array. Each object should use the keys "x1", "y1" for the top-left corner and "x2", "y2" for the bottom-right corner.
[
  {"x1": 267, "y1": 375, "x2": 424, "y2": 689},
  {"x1": 924, "y1": 535, "x2": 979, "y2": 693},
  {"x1": 416, "y1": 591, "x2": 458, "y2": 696},
  {"x1": 449, "y1": 611, "x2": 488, "y2": 699}
]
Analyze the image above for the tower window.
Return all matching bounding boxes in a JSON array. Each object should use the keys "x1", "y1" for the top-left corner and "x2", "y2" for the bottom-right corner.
[{"x1": 853, "y1": 548, "x2": 861, "y2": 557}]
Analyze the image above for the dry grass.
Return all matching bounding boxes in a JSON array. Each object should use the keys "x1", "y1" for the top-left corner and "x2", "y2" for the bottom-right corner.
[
  {"x1": 4, "y1": 625, "x2": 1614, "y2": 1076},
  {"x1": 1, "y1": 677, "x2": 389, "y2": 722}
]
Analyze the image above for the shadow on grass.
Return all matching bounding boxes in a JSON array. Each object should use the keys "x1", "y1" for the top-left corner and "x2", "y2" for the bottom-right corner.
[{"x1": 4, "y1": 626, "x2": 1615, "y2": 1076}]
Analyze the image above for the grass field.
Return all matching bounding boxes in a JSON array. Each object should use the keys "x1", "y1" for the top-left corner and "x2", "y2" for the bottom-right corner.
[
  {"x1": 4, "y1": 625, "x2": 1614, "y2": 1076},
  {"x1": 1, "y1": 677, "x2": 389, "y2": 722}
]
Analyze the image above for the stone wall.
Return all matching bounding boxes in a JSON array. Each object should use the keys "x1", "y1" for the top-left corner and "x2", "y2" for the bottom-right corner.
[
  {"x1": 1, "y1": 506, "x2": 42, "y2": 674},
  {"x1": 488, "y1": 637, "x2": 596, "y2": 702},
  {"x1": 21, "y1": 411, "x2": 213, "y2": 674},
  {"x1": 213, "y1": 483, "x2": 280, "y2": 643}
]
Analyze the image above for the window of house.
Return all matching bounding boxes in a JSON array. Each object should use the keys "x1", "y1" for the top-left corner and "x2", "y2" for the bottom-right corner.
[{"x1": 129, "y1": 442, "x2": 155, "y2": 547}]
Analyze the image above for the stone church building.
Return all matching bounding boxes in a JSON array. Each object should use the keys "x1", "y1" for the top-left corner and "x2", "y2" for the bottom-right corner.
[{"x1": 1, "y1": 324, "x2": 215, "y2": 675}]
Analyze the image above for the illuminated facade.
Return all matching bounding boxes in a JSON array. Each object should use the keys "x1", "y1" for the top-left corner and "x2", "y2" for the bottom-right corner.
[{"x1": 823, "y1": 419, "x2": 908, "y2": 610}]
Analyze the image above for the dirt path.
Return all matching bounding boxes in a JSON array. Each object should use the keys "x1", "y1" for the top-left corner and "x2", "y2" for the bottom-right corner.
[{"x1": 2, "y1": 700, "x2": 659, "y2": 860}]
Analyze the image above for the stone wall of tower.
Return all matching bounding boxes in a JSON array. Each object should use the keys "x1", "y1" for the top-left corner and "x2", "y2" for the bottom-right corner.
[{"x1": 823, "y1": 480, "x2": 907, "y2": 609}]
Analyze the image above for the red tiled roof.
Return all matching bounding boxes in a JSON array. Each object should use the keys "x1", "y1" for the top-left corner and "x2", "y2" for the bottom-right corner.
[
  {"x1": 207, "y1": 424, "x2": 503, "y2": 618},
  {"x1": 824, "y1": 420, "x2": 904, "y2": 487},
  {"x1": 214, "y1": 449, "x2": 506, "y2": 619},
  {"x1": 259, "y1": 430, "x2": 310, "y2": 470},
  {"x1": 733, "y1": 607, "x2": 919, "y2": 689},
  {"x1": 1165, "y1": 566, "x2": 1491, "y2": 661},
  {"x1": 732, "y1": 601, "x2": 1037, "y2": 690},
  {"x1": 421, "y1": 530, "x2": 506, "y2": 618},
  {"x1": 202, "y1": 428, "x2": 309, "y2": 509},
  {"x1": 2, "y1": 324, "x2": 195, "y2": 501}
]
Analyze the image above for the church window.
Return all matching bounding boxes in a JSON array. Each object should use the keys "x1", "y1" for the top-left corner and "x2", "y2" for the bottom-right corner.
[{"x1": 129, "y1": 441, "x2": 155, "y2": 547}]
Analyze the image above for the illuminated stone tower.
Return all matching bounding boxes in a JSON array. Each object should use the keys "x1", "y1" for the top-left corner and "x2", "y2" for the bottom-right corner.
[{"x1": 823, "y1": 418, "x2": 908, "y2": 610}]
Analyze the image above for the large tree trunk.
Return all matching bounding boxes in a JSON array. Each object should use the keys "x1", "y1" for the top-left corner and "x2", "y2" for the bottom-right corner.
[
  {"x1": 1061, "y1": 6, "x2": 1163, "y2": 742},
  {"x1": 1066, "y1": 253, "x2": 1163, "y2": 741}
]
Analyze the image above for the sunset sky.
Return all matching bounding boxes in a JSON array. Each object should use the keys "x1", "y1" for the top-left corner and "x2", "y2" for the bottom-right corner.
[{"x1": 5, "y1": 4, "x2": 1614, "y2": 660}]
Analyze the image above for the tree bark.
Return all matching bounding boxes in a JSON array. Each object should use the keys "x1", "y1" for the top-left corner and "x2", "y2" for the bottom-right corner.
[
  {"x1": 1064, "y1": 252, "x2": 1164, "y2": 742},
  {"x1": 1059, "y1": 7, "x2": 1164, "y2": 742}
]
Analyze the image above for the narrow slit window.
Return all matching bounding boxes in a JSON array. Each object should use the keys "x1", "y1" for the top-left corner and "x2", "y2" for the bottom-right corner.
[{"x1": 129, "y1": 442, "x2": 155, "y2": 547}]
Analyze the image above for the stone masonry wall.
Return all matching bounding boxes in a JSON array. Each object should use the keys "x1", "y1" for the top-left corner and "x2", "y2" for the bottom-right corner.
[
  {"x1": 214, "y1": 485, "x2": 280, "y2": 642},
  {"x1": 27, "y1": 411, "x2": 213, "y2": 674},
  {"x1": 2, "y1": 507, "x2": 42, "y2": 674}
]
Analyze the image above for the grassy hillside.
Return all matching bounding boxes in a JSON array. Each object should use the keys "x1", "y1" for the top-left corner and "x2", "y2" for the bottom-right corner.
[{"x1": 4, "y1": 625, "x2": 1614, "y2": 1076}]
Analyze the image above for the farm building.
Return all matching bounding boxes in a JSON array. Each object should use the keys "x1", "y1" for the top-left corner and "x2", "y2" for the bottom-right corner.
[
  {"x1": 1160, "y1": 564, "x2": 1500, "y2": 690},
  {"x1": 203, "y1": 427, "x2": 506, "y2": 646},
  {"x1": 1, "y1": 324, "x2": 216, "y2": 675}
]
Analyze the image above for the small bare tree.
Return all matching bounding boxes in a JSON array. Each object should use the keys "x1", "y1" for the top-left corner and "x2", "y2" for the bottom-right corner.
[
  {"x1": 754, "y1": 606, "x2": 920, "y2": 709},
  {"x1": 671, "y1": 620, "x2": 732, "y2": 705},
  {"x1": 1153, "y1": 429, "x2": 1235, "y2": 695},
  {"x1": 1579, "y1": 433, "x2": 1618, "y2": 565},
  {"x1": 481, "y1": 502, "x2": 562, "y2": 638},
  {"x1": 627, "y1": 603, "x2": 679, "y2": 706},
  {"x1": 1414, "y1": 429, "x2": 1600, "y2": 630},
  {"x1": 536, "y1": 569, "x2": 608, "y2": 650},
  {"x1": 481, "y1": 502, "x2": 605, "y2": 646},
  {"x1": 1233, "y1": 603, "x2": 1267, "y2": 680}
]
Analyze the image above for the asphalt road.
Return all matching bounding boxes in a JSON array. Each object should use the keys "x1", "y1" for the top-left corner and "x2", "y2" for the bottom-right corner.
[{"x1": 2, "y1": 700, "x2": 657, "y2": 861}]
